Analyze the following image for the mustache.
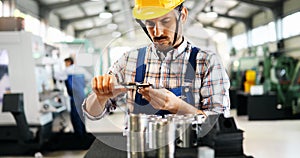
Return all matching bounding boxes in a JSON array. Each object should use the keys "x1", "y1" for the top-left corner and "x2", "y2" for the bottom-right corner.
[{"x1": 153, "y1": 36, "x2": 169, "y2": 41}]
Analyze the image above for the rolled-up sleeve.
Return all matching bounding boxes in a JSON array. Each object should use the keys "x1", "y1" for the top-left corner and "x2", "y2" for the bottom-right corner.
[
  {"x1": 200, "y1": 53, "x2": 230, "y2": 117},
  {"x1": 82, "y1": 93, "x2": 110, "y2": 120}
]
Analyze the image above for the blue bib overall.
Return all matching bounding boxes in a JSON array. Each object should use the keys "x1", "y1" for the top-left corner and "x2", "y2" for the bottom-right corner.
[{"x1": 133, "y1": 47, "x2": 199, "y2": 116}]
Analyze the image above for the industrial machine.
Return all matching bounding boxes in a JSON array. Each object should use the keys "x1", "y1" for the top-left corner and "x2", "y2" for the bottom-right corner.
[
  {"x1": 229, "y1": 44, "x2": 300, "y2": 119},
  {"x1": 0, "y1": 31, "x2": 94, "y2": 155},
  {"x1": 268, "y1": 52, "x2": 300, "y2": 115}
]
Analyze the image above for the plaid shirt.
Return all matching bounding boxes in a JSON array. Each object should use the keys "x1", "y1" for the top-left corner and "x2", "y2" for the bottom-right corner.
[
  {"x1": 82, "y1": 39, "x2": 230, "y2": 120},
  {"x1": 108, "y1": 39, "x2": 230, "y2": 115}
]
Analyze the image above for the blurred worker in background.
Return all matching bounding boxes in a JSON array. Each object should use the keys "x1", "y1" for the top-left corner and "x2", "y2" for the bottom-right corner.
[
  {"x1": 55, "y1": 57, "x2": 92, "y2": 134},
  {"x1": 55, "y1": 57, "x2": 92, "y2": 84},
  {"x1": 83, "y1": 0, "x2": 230, "y2": 120},
  {"x1": 0, "y1": 51, "x2": 10, "y2": 105}
]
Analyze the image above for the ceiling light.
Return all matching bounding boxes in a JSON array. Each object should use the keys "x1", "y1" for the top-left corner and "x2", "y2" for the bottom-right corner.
[
  {"x1": 99, "y1": 12, "x2": 112, "y2": 19},
  {"x1": 206, "y1": 11, "x2": 218, "y2": 18},
  {"x1": 206, "y1": 6, "x2": 218, "y2": 18},
  {"x1": 107, "y1": 23, "x2": 118, "y2": 30}
]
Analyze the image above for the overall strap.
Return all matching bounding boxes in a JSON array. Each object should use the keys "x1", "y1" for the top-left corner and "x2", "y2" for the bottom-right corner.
[
  {"x1": 134, "y1": 47, "x2": 149, "y2": 106},
  {"x1": 185, "y1": 47, "x2": 199, "y2": 82},
  {"x1": 181, "y1": 46, "x2": 199, "y2": 106},
  {"x1": 135, "y1": 47, "x2": 147, "y2": 83}
]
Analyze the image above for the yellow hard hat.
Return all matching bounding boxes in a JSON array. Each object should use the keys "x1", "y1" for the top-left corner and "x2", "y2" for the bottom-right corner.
[{"x1": 133, "y1": 0, "x2": 184, "y2": 20}]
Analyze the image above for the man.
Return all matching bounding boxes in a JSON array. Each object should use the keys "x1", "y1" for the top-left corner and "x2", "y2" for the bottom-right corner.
[
  {"x1": 55, "y1": 57, "x2": 92, "y2": 134},
  {"x1": 83, "y1": 0, "x2": 230, "y2": 120},
  {"x1": 55, "y1": 57, "x2": 92, "y2": 84}
]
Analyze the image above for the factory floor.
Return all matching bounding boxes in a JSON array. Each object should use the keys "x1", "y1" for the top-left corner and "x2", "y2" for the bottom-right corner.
[
  {"x1": 1, "y1": 109, "x2": 300, "y2": 158},
  {"x1": 232, "y1": 110, "x2": 300, "y2": 158}
]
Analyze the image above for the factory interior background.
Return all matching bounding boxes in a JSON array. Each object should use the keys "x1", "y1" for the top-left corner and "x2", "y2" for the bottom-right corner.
[{"x1": 1, "y1": 0, "x2": 300, "y2": 158}]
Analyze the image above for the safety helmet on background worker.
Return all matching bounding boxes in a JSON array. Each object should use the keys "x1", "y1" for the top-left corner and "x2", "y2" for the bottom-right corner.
[{"x1": 132, "y1": 0, "x2": 185, "y2": 20}]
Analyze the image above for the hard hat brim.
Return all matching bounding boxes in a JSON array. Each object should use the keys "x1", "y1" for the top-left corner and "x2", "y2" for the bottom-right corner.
[{"x1": 133, "y1": 7, "x2": 173, "y2": 20}]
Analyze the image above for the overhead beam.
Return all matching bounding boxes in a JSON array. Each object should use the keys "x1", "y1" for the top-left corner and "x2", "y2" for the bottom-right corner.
[
  {"x1": 61, "y1": 14, "x2": 99, "y2": 29},
  {"x1": 237, "y1": 0, "x2": 282, "y2": 10},
  {"x1": 217, "y1": 13, "x2": 249, "y2": 24},
  {"x1": 227, "y1": 2, "x2": 240, "y2": 13},
  {"x1": 195, "y1": 17, "x2": 230, "y2": 33},
  {"x1": 59, "y1": 2, "x2": 90, "y2": 30},
  {"x1": 203, "y1": 24, "x2": 230, "y2": 33},
  {"x1": 37, "y1": 1, "x2": 51, "y2": 20},
  {"x1": 204, "y1": 2, "x2": 241, "y2": 30},
  {"x1": 78, "y1": 4, "x2": 88, "y2": 16},
  {"x1": 75, "y1": 24, "x2": 108, "y2": 37},
  {"x1": 44, "y1": 0, "x2": 87, "y2": 10},
  {"x1": 38, "y1": 0, "x2": 87, "y2": 21},
  {"x1": 185, "y1": 0, "x2": 208, "y2": 30}
]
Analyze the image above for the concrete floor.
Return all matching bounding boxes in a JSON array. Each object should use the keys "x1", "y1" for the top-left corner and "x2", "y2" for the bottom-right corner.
[
  {"x1": 1, "y1": 109, "x2": 300, "y2": 158},
  {"x1": 231, "y1": 110, "x2": 300, "y2": 158}
]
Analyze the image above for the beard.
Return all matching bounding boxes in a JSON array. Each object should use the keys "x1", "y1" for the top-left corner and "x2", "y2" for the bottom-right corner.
[{"x1": 153, "y1": 36, "x2": 174, "y2": 53}]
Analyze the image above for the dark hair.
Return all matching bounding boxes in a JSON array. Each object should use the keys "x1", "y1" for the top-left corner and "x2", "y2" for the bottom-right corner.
[{"x1": 64, "y1": 57, "x2": 74, "y2": 65}]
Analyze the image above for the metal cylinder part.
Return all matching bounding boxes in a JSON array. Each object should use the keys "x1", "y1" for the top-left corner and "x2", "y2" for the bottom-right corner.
[
  {"x1": 127, "y1": 114, "x2": 205, "y2": 158},
  {"x1": 151, "y1": 118, "x2": 175, "y2": 158},
  {"x1": 175, "y1": 117, "x2": 198, "y2": 148},
  {"x1": 127, "y1": 114, "x2": 148, "y2": 158},
  {"x1": 157, "y1": 119, "x2": 169, "y2": 157}
]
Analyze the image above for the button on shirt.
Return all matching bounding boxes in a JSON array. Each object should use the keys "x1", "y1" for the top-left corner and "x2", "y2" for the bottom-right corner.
[{"x1": 83, "y1": 39, "x2": 231, "y2": 119}]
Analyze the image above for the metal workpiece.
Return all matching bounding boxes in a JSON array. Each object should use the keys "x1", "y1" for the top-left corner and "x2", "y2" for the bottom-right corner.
[
  {"x1": 127, "y1": 114, "x2": 148, "y2": 158},
  {"x1": 147, "y1": 116, "x2": 163, "y2": 149},
  {"x1": 174, "y1": 118, "x2": 198, "y2": 148},
  {"x1": 147, "y1": 118, "x2": 176, "y2": 158},
  {"x1": 163, "y1": 114, "x2": 200, "y2": 148},
  {"x1": 128, "y1": 114, "x2": 148, "y2": 132},
  {"x1": 127, "y1": 113, "x2": 207, "y2": 158},
  {"x1": 156, "y1": 119, "x2": 175, "y2": 158}
]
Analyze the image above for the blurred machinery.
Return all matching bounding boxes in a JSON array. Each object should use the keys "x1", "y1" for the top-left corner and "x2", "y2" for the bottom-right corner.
[
  {"x1": 268, "y1": 52, "x2": 300, "y2": 115},
  {"x1": 229, "y1": 45, "x2": 300, "y2": 119},
  {"x1": 0, "y1": 31, "x2": 94, "y2": 155},
  {"x1": 0, "y1": 31, "x2": 67, "y2": 124}
]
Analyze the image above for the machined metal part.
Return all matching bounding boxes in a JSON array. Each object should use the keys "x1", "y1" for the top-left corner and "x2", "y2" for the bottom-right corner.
[
  {"x1": 174, "y1": 118, "x2": 197, "y2": 148},
  {"x1": 127, "y1": 113, "x2": 207, "y2": 158},
  {"x1": 127, "y1": 114, "x2": 148, "y2": 158}
]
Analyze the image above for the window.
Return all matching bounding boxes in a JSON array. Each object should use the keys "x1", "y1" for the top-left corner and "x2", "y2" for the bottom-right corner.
[
  {"x1": 2, "y1": 1, "x2": 10, "y2": 17},
  {"x1": 46, "y1": 27, "x2": 65, "y2": 43},
  {"x1": 283, "y1": 12, "x2": 300, "y2": 38},
  {"x1": 252, "y1": 22, "x2": 276, "y2": 46},
  {"x1": 0, "y1": 1, "x2": 2, "y2": 17},
  {"x1": 232, "y1": 33, "x2": 247, "y2": 50},
  {"x1": 14, "y1": 9, "x2": 41, "y2": 36}
]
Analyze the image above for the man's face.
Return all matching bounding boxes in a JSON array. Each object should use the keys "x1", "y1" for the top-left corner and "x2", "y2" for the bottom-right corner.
[
  {"x1": 145, "y1": 8, "x2": 187, "y2": 52},
  {"x1": 65, "y1": 61, "x2": 71, "y2": 67}
]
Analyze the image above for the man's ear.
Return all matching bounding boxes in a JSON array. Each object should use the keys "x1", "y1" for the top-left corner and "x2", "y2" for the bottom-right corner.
[{"x1": 181, "y1": 7, "x2": 188, "y2": 23}]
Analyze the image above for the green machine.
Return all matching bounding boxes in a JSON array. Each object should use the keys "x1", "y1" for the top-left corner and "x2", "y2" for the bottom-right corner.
[
  {"x1": 264, "y1": 51, "x2": 300, "y2": 115},
  {"x1": 230, "y1": 45, "x2": 300, "y2": 117}
]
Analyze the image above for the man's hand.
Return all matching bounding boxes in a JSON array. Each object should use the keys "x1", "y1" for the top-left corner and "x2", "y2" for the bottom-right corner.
[
  {"x1": 138, "y1": 87, "x2": 206, "y2": 115},
  {"x1": 92, "y1": 74, "x2": 127, "y2": 102},
  {"x1": 138, "y1": 87, "x2": 181, "y2": 113}
]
